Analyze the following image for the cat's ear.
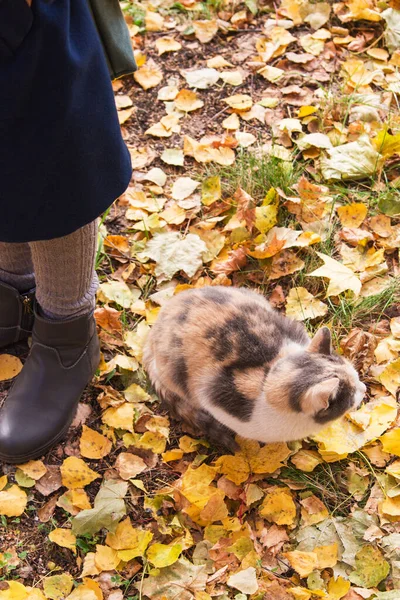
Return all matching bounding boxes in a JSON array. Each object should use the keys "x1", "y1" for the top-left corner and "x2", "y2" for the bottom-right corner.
[
  {"x1": 308, "y1": 326, "x2": 332, "y2": 355},
  {"x1": 302, "y1": 377, "x2": 339, "y2": 414}
]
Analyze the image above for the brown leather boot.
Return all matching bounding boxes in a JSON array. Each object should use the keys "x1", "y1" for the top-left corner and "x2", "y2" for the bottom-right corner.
[
  {"x1": 0, "y1": 309, "x2": 100, "y2": 463},
  {"x1": 0, "y1": 282, "x2": 35, "y2": 348}
]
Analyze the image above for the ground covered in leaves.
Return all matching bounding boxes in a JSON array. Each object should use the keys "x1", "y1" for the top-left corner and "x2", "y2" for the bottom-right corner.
[{"x1": 1, "y1": 0, "x2": 400, "y2": 598}]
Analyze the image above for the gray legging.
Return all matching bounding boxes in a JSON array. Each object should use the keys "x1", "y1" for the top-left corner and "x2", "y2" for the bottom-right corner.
[{"x1": 0, "y1": 219, "x2": 98, "y2": 319}]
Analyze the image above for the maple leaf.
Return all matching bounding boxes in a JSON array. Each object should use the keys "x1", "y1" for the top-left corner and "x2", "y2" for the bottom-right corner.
[{"x1": 308, "y1": 252, "x2": 361, "y2": 297}]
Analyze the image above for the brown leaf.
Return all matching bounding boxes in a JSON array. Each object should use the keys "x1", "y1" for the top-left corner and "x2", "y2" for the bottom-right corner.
[
  {"x1": 269, "y1": 250, "x2": 305, "y2": 280},
  {"x1": 35, "y1": 465, "x2": 63, "y2": 496},
  {"x1": 211, "y1": 247, "x2": 248, "y2": 275},
  {"x1": 38, "y1": 495, "x2": 59, "y2": 522},
  {"x1": 94, "y1": 307, "x2": 123, "y2": 335},
  {"x1": 268, "y1": 285, "x2": 286, "y2": 308},
  {"x1": 234, "y1": 187, "x2": 256, "y2": 232},
  {"x1": 340, "y1": 328, "x2": 377, "y2": 373}
]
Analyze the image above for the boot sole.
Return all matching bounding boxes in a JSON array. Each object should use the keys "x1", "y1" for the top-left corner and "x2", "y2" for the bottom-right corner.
[{"x1": 0, "y1": 409, "x2": 77, "y2": 464}]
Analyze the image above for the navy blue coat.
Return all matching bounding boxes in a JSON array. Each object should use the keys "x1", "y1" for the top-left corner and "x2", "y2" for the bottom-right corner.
[{"x1": 0, "y1": 0, "x2": 132, "y2": 243}]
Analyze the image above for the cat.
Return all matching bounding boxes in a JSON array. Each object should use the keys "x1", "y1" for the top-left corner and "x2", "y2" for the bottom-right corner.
[{"x1": 143, "y1": 286, "x2": 366, "y2": 451}]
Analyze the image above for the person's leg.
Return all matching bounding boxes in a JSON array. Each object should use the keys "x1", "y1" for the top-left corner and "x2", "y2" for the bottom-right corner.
[
  {"x1": 0, "y1": 220, "x2": 101, "y2": 463},
  {"x1": 0, "y1": 242, "x2": 35, "y2": 346},
  {"x1": 30, "y1": 219, "x2": 99, "y2": 320},
  {"x1": 0, "y1": 242, "x2": 35, "y2": 291}
]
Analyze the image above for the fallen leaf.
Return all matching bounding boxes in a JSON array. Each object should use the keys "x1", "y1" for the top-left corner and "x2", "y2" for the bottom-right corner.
[
  {"x1": 224, "y1": 94, "x2": 253, "y2": 111},
  {"x1": 193, "y1": 19, "x2": 219, "y2": 43},
  {"x1": 115, "y1": 453, "x2": 147, "y2": 480},
  {"x1": 0, "y1": 354, "x2": 23, "y2": 381},
  {"x1": 308, "y1": 252, "x2": 361, "y2": 297},
  {"x1": 141, "y1": 231, "x2": 207, "y2": 280},
  {"x1": 184, "y1": 68, "x2": 220, "y2": 89},
  {"x1": 43, "y1": 575, "x2": 74, "y2": 600},
  {"x1": 260, "y1": 487, "x2": 297, "y2": 526},
  {"x1": 17, "y1": 460, "x2": 47, "y2": 481},
  {"x1": 49, "y1": 528, "x2": 77, "y2": 553},
  {"x1": 286, "y1": 287, "x2": 328, "y2": 320},
  {"x1": 94, "y1": 544, "x2": 120, "y2": 571},
  {"x1": 155, "y1": 37, "x2": 182, "y2": 56},
  {"x1": 0, "y1": 484, "x2": 27, "y2": 517},
  {"x1": 60, "y1": 457, "x2": 100, "y2": 489},
  {"x1": 314, "y1": 396, "x2": 397, "y2": 461},
  {"x1": 337, "y1": 203, "x2": 368, "y2": 228},
  {"x1": 320, "y1": 135, "x2": 384, "y2": 180},
  {"x1": 172, "y1": 177, "x2": 200, "y2": 200},
  {"x1": 80, "y1": 425, "x2": 112, "y2": 460},
  {"x1": 349, "y1": 544, "x2": 390, "y2": 588},
  {"x1": 378, "y1": 358, "x2": 400, "y2": 395},
  {"x1": 227, "y1": 567, "x2": 259, "y2": 594},
  {"x1": 147, "y1": 542, "x2": 182, "y2": 568},
  {"x1": 72, "y1": 479, "x2": 128, "y2": 536},
  {"x1": 161, "y1": 148, "x2": 185, "y2": 166},
  {"x1": 134, "y1": 59, "x2": 163, "y2": 90}
]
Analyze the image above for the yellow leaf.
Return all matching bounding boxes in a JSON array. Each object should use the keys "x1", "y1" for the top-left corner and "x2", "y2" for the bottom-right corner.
[
  {"x1": 145, "y1": 10, "x2": 164, "y2": 32},
  {"x1": 260, "y1": 487, "x2": 297, "y2": 526},
  {"x1": 17, "y1": 460, "x2": 47, "y2": 481},
  {"x1": 291, "y1": 449, "x2": 323, "y2": 472},
  {"x1": 102, "y1": 403, "x2": 135, "y2": 432},
  {"x1": 381, "y1": 495, "x2": 400, "y2": 518},
  {"x1": 289, "y1": 587, "x2": 311, "y2": 600},
  {"x1": 175, "y1": 89, "x2": 204, "y2": 112},
  {"x1": 193, "y1": 19, "x2": 218, "y2": 43},
  {"x1": 380, "y1": 427, "x2": 400, "y2": 456},
  {"x1": 0, "y1": 354, "x2": 23, "y2": 381},
  {"x1": 134, "y1": 60, "x2": 163, "y2": 90},
  {"x1": 162, "y1": 449, "x2": 184, "y2": 462},
  {"x1": 81, "y1": 553, "x2": 101, "y2": 578},
  {"x1": 94, "y1": 545, "x2": 120, "y2": 571},
  {"x1": 337, "y1": 203, "x2": 368, "y2": 227},
  {"x1": 66, "y1": 579, "x2": 102, "y2": 600},
  {"x1": 224, "y1": 94, "x2": 253, "y2": 111},
  {"x1": 135, "y1": 431, "x2": 167, "y2": 454},
  {"x1": 0, "y1": 475, "x2": 7, "y2": 491},
  {"x1": 0, "y1": 581, "x2": 28, "y2": 600},
  {"x1": 222, "y1": 113, "x2": 240, "y2": 130},
  {"x1": 326, "y1": 576, "x2": 351, "y2": 600},
  {"x1": 118, "y1": 108, "x2": 133, "y2": 125},
  {"x1": 106, "y1": 517, "x2": 153, "y2": 558},
  {"x1": 284, "y1": 550, "x2": 319, "y2": 577},
  {"x1": 216, "y1": 439, "x2": 290, "y2": 485},
  {"x1": 255, "y1": 204, "x2": 278, "y2": 234},
  {"x1": 115, "y1": 453, "x2": 147, "y2": 480},
  {"x1": 201, "y1": 176, "x2": 222, "y2": 206},
  {"x1": 27, "y1": 588, "x2": 47, "y2": 599},
  {"x1": 49, "y1": 528, "x2": 76, "y2": 553},
  {"x1": 378, "y1": 357, "x2": 400, "y2": 395},
  {"x1": 286, "y1": 287, "x2": 328, "y2": 321},
  {"x1": 0, "y1": 484, "x2": 27, "y2": 517},
  {"x1": 60, "y1": 457, "x2": 100, "y2": 489},
  {"x1": 374, "y1": 128, "x2": 400, "y2": 158},
  {"x1": 147, "y1": 542, "x2": 182, "y2": 567},
  {"x1": 314, "y1": 543, "x2": 338, "y2": 569},
  {"x1": 80, "y1": 425, "x2": 112, "y2": 460},
  {"x1": 298, "y1": 106, "x2": 317, "y2": 118},
  {"x1": 314, "y1": 396, "x2": 397, "y2": 461},
  {"x1": 309, "y1": 252, "x2": 361, "y2": 297},
  {"x1": 181, "y1": 464, "x2": 218, "y2": 508},
  {"x1": 155, "y1": 37, "x2": 182, "y2": 56},
  {"x1": 43, "y1": 574, "x2": 74, "y2": 600}
]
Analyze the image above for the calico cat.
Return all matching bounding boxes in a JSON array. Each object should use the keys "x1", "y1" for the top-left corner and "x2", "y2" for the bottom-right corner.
[{"x1": 143, "y1": 286, "x2": 366, "y2": 450}]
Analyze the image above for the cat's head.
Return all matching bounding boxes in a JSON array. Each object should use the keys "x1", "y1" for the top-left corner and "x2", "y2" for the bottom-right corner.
[{"x1": 266, "y1": 327, "x2": 366, "y2": 425}]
